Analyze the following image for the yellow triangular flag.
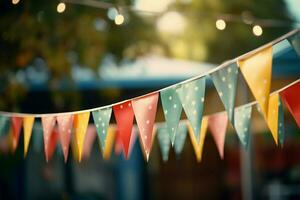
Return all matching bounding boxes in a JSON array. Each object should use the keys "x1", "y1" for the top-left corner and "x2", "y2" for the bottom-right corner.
[
  {"x1": 238, "y1": 47, "x2": 272, "y2": 119},
  {"x1": 188, "y1": 117, "x2": 208, "y2": 162},
  {"x1": 267, "y1": 93, "x2": 280, "y2": 145},
  {"x1": 102, "y1": 126, "x2": 116, "y2": 160},
  {"x1": 23, "y1": 116, "x2": 35, "y2": 157},
  {"x1": 73, "y1": 112, "x2": 90, "y2": 162}
]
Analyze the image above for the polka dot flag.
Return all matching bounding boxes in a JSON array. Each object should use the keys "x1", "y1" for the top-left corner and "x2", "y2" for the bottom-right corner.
[
  {"x1": 157, "y1": 125, "x2": 171, "y2": 162},
  {"x1": 11, "y1": 117, "x2": 23, "y2": 152},
  {"x1": 210, "y1": 63, "x2": 238, "y2": 124},
  {"x1": 0, "y1": 115, "x2": 10, "y2": 137},
  {"x1": 238, "y1": 46, "x2": 273, "y2": 120},
  {"x1": 174, "y1": 123, "x2": 187, "y2": 158},
  {"x1": 113, "y1": 101, "x2": 135, "y2": 159},
  {"x1": 160, "y1": 87, "x2": 183, "y2": 145},
  {"x1": 92, "y1": 107, "x2": 112, "y2": 153},
  {"x1": 42, "y1": 116, "x2": 57, "y2": 162},
  {"x1": 176, "y1": 77, "x2": 206, "y2": 144},
  {"x1": 288, "y1": 32, "x2": 300, "y2": 56},
  {"x1": 234, "y1": 105, "x2": 252, "y2": 149},
  {"x1": 57, "y1": 114, "x2": 74, "y2": 162},
  {"x1": 132, "y1": 93, "x2": 159, "y2": 160}
]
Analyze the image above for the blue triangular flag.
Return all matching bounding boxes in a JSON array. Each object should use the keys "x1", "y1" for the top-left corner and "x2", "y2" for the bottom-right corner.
[
  {"x1": 176, "y1": 77, "x2": 206, "y2": 143},
  {"x1": 278, "y1": 97, "x2": 285, "y2": 146},
  {"x1": 234, "y1": 105, "x2": 252, "y2": 149},
  {"x1": 288, "y1": 33, "x2": 300, "y2": 56},
  {"x1": 157, "y1": 125, "x2": 171, "y2": 162},
  {"x1": 0, "y1": 115, "x2": 10, "y2": 137},
  {"x1": 161, "y1": 87, "x2": 183, "y2": 145},
  {"x1": 174, "y1": 123, "x2": 187, "y2": 158},
  {"x1": 210, "y1": 63, "x2": 238, "y2": 124}
]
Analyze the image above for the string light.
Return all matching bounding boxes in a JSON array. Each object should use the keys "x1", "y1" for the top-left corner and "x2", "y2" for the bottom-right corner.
[
  {"x1": 114, "y1": 14, "x2": 124, "y2": 25},
  {"x1": 12, "y1": 0, "x2": 20, "y2": 5},
  {"x1": 252, "y1": 25, "x2": 263, "y2": 36},
  {"x1": 57, "y1": 2, "x2": 66, "y2": 13},
  {"x1": 216, "y1": 19, "x2": 226, "y2": 30}
]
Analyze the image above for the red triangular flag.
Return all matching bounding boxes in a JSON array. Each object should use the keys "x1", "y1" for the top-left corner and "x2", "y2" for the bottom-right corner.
[
  {"x1": 113, "y1": 101, "x2": 135, "y2": 159},
  {"x1": 114, "y1": 131, "x2": 123, "y2": 156},
  {"x1": 56, "y1": 115, "x2": 73, "y2": 162},
  {"x1": 132, "y1": 93, "x2": 159, "y2": 160},
  {"x1": 208, "y1": 112, "x2": 228, "y2": 159},
  {"x1": 11, "y1": 117, "x2": 23, "y2": 152},
  {"x1": 47, "y1": 128, "x2": 59, "y2": 161},
  {"x1": 82, "y1": 125, "x2": 97, "y2": 160},
  {"x1": 42, "y1": 116, "x2": 56, "y2": 162},
  {"x1": 280, "y1": 81, "x2": 300, "y2": 128}
]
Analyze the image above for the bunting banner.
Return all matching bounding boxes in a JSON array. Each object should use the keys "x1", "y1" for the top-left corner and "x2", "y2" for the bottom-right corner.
[
  {"x1": 208, "y1": 113, "x2": 228, "y2": 159},
  {"x1": 188, "y1": 117, "x2": 209, "y2": 162},
  {"x1": 234, "y1": 105, "x2": 252, "y2": 149},
  {"x1": 176, "y1": 77, "x2": 206, "y2": 144},
  {"x1": 280, "y1": 81, "x2": 300, "y2": 128},
  {"x1": 57, "y1": 114, "x2": 73, "y2": 162},
  {"x1": 113, "y1": 101, "x2": 135, "y2": 159},
  {"x1": 288, "y1": 33, "x2": 300, "y2": 56},
  {"x1": 23, "y1": 116, "x2": 35, "y2": 156},
  {"x1": 160, "y1": 87, "x2": 183, "y2": 145},
  {"x1": 132, "y1": 93, "x2": 159, "y2": 159},
  {"x1": 174, "y1": 123, "x2": 188, "y2": 158},
  {"x1": 92, "y1": 107, "x2": 112, "y2": 153},
  {"x1": 42, "y1": 116, "x2": 56, "y2": 162},
  {"x1": 73, "y1": 112, "x2": 90, "y2": 162},
  {"x1": 210, "y1": 63, "x2": 238, "y2": 123},
  {"x1": 11, "y1": 117, "x2": 23, "y2": 152},
  {"x1": 238, "y1": 46, "x2": 273, "y2": 119}
]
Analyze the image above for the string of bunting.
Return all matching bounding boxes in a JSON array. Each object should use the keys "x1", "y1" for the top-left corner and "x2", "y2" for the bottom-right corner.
[{"x1": 0, "y1": 29, "x2": 299, "y2": 163}]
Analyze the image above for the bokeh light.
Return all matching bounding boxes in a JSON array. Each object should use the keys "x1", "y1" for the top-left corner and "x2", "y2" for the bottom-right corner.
[
  {"x1": 252, "y1": 25, "x2": 263, "y2": 36},
  {"x1": 216, "y1": 19, "x2": 226, "y2": 30},
  {"x1": 57, "y1": 2, "x2": 66, "y2": 13},
  {"x1": 12, "y1": 0, "x2": 20, "y2": 5},
  {"x1": 115, "y1": 14, "x2": 124, "y2": 25},
  {"x1": 157, "y1": 11, "x2": 186, "y2": 34}
]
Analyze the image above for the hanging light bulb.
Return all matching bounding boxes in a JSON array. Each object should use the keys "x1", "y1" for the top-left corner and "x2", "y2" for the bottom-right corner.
[
  {"x1": 12, "y1": 0, "x2": 20, "y2": 5},
  {"x1": 57, "y1": 2, "x2": 66, "y2": 13},
  {"x1": 115, "y1": 14, "x2": 124, "y2": 25},
  {"x1": 252, "y1": 25, "x2": 263, "y2": 36},
  {"x1": 216, "y1": 19, "x2": 226, "y2": 30}
]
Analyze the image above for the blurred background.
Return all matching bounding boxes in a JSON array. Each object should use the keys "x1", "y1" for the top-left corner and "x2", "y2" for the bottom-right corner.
[{"x1": 0, "y1": 0, "x2": 300, "y2": 199}]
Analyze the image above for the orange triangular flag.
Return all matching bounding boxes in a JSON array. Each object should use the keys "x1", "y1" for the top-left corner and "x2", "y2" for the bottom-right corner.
[
  {"x1": 102, "y1": 126, "x2": 116, "y2": 160},
  {"x1": 23, "y1": 116, "x2": 35, "y2": 157}
]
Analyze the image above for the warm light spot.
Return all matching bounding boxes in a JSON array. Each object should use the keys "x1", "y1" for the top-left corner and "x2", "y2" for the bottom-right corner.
[
  {"x1": 12, "y1": 0, "x2": 20, "y2": 5},
  {"x1": 252, "y1": 25, "x2": 263, "y2": 36},
  {"x1": 115, "y1": 14, "x2": 124, "y2": 25},
  {"x1": 216, "y1": 19, "x2": 226, "y2": 30},
  {"x1": 57, "y1": 2, "x2": 66, "y2": 13},
  {"x1": 157, "y1": 11, "x2": 186, "y2": 34}
]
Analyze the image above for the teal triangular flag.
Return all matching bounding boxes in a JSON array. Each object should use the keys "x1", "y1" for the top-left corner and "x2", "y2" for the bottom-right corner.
[
  {"x1": 157, "y1": 125, "x2": 171, "y2": 162},
  {"x1": 288, "y1": 33, "x2": 300, "y2": 56},
  {"x1": 234, "y1": 105, "x2": 252, "y2": 149},
  {"x1": 176, "y1": 77, "x2": 206, "y2": 143},
  {"x1": 278, "y1": 97, "x2": 285, "y2": 146},
  {"x1": 174, "y1": 123, "x2": 187, "y2": 158},
  {"x1": 92, "y1": 107, "x2": 112, "y2": 152},
  {"x1": 161, "y1": 87, "x2": 183, "y2": 145},
  {"x1": 0, "y1": 115, "x2": 10, "y2": 137},
  {"x1": 210, "y1": 63, "x2": 238, "y2": 124}
]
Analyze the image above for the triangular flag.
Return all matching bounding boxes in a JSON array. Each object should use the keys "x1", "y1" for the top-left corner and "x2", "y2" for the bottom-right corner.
[
  {"x1": 280, "y1": 81, "x2": 300, "y2": 128},
  {"x1": 113, "y1": 101, "x2": 135, "y2": 159},
  {"x1": 132, "y1": 93, "x2": 159, "y2": 160},
  {"x1": 82, "y1": 125, "x2": 97, "y2": 160},
  {"x1": 0, "y1": 115, "x2": 10, "y2": 137},
  {"x1": 11, "y1": 117, "x2": 23, "y2": 152},
  {"x1": 288, "y1": 33, "x2": 300, "y2": 56},
  {"x1": 210, "y1": 63, "x2": 238, "y2": 123},
  {"x1": 47, "y1": 128, "x2": 59, "y2": 162},
  {"x1": 57, "y1": 114, "x2": 73, "y2": 162},
  {"x1": 157, "y1": 125, "x2": 171, "y2": 162},
  {"x1": 42, "y1": 116, "x2": 56, "y2": 162},
  {"x1": 234, "y1": 105, "x2": 252, "y2": 149},
  {"x1": 73, "y1": 112, "x2": 90, "y2": 162},
  {"x1": 92, "y1": 107, "x2": 112, "y2": 153},
  {"x1": 238, "y1": 46, "x2": 272, "y2": 119},
  {"x1": 23, "y1": 116, "x2": 35, "y2": 156},
  {"x1": 174, "y1": 123, "x2": 187, "y2": 158},
  {"x1": 188, "y1": 116, "x2": 208, "y2": 162},
  {"x1": 176, "y1": 77, "x2": 206, "y2": 143},
  {"x1": 278, "y1": 97, "x2": 285, "y2": 146},
  {"x1": 208, "y1": 113, "x2": 228, "y2": 159},
  {"x1": 267, "y1": 93, "x2": 285, "y2": 145},
  {"x1": 129, "y1": 128, "x2": 138, "y2": 159},
  {"x1": 103, "y1": 126, "x2": 116, "y2": 160},
  {"x1": 160, "y1": 87, "x2": 183, "y2": 145}
]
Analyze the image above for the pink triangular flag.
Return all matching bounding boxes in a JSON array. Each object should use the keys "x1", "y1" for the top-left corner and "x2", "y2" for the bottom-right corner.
[
  {"x1": 56, "y1": 114, "x2": 73, "y2": 162},
  {"x1": 47, "y1": 128, "x2": 59, "y2": 161},
  {"x1": 42, "y1": 116, "x2": 56, "y2": 162},
  {"x1": 132, "y1": 93, "x2": 159, "y2": 160},
  {"x1": 11, "y1": 117, "x2": 23, "y2": 152},
  {"x1": 208, "y1": 112, "x2": 228, "y2": 159},
  {"x1": 82, "y1": 125, "x2": 97, "y2": 160}
]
